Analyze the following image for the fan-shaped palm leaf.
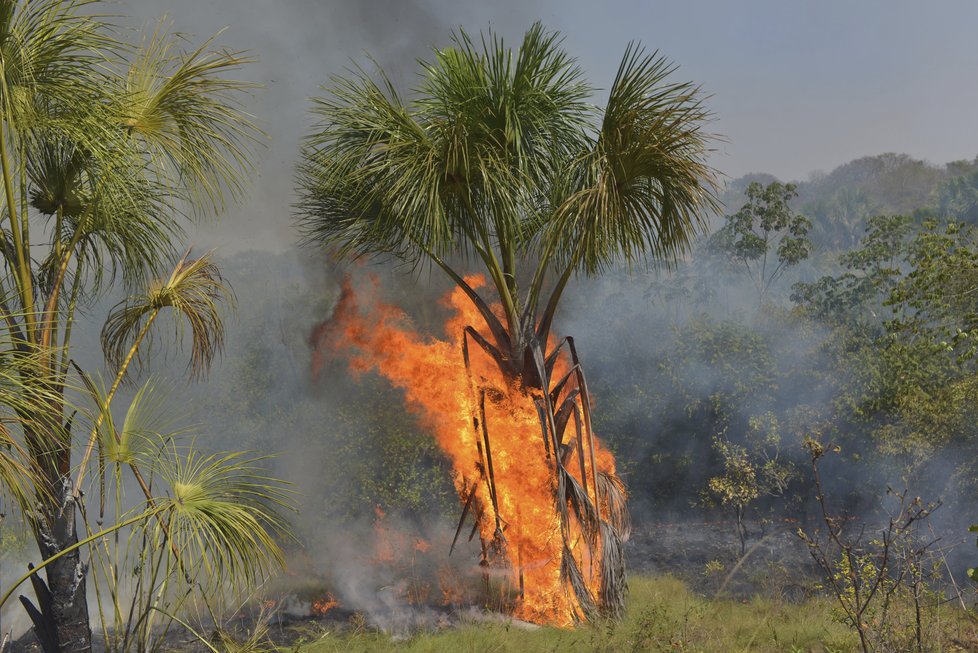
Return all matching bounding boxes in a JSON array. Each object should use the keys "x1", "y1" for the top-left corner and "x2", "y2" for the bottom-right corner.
[
  {"x1": 27, "y1": 130, "x2": 179, "y2": 300},
  {"x1": 101, "y1": 253, "x2": 232, "y2": 380},
  {"x1": 148, "y1": 444, "x2": 292, "y2": 593},
  {"x1": 0, "y1": 0, "x2": 112, "y2": 131},
  {"x1": 298, "y1": 23, "x2": 592, "y2": 338},
  {"x1": 545, "y1": 45, "x2": 719, "y2": 276},
  {"x1": 297, "y1": 23, "x2": 718, "y2": 353},
  {"x1": 79, "y1": 375, "x2": 181, "y2": 469},
  {"x1": 117, "y1": 20, "x2": 262, "y2": 216}
]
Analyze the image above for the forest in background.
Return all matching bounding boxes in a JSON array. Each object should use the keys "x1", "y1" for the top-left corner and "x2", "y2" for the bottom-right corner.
[
  {"x1": 63, "y1": 148, "x2": 978, "y2": 536},
  {"x1": 5, "y1": 143, "x2": 977, "y2": 652}
]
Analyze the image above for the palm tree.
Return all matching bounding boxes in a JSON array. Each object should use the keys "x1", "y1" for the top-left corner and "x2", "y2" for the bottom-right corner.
[
  {"x1": 0, "y1": 2, "x2": 265, "y2": 650},
  {"x1": 296, "y1": 23, "x2": 719, "y2": 620}
]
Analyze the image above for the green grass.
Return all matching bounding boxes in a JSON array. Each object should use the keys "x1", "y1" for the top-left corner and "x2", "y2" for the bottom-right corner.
[{"x1": 288, "y1": 576, "x2": 860, "y2": 653}]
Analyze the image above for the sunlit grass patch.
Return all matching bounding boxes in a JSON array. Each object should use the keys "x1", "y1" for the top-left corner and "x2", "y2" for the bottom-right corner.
[{"x1": 293, "y1": 575, "x2": 860, "y2": 653}]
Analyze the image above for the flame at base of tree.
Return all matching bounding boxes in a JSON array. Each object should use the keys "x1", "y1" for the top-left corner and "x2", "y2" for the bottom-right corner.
[{"x1": 313, "y1": 275, "x2": 630, "y2": 626}]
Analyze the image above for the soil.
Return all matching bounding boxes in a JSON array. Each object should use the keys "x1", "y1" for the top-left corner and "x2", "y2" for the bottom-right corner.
[{"x1": 625, "y1": 515, "x2": 823, "y2": 600}]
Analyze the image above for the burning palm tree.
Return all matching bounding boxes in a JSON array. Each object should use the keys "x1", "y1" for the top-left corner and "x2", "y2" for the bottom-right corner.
[{"x1": 297, "y1": 23, "x2": 718, "y2": 623}]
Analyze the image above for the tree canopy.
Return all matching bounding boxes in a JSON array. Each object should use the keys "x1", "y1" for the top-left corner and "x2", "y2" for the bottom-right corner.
[{"x1": 297, "y1": 22, "x2": 719, "y2": 364}]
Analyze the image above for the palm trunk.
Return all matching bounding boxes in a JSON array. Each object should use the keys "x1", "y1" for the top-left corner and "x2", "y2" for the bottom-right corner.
[
  {"x1": 21, "y1": 409, "x2": 92, "y2": 653},
  {"x1": 30, "y1": 494, "x2": 92, "y2": 653}
]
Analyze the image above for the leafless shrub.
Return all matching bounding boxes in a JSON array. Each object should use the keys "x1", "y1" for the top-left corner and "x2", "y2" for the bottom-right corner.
[{"x1": 797, "y1": 439, "x2": 961, "y2": 653}]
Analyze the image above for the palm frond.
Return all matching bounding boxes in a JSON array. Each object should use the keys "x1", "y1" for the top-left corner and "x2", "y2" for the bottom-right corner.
[
  {"x1": 101, "y1": 253, "x2": 233, "y2": 380},
  {"x1": 296, "y1": 22, "x2": 591, "y2": 263},
  {"x1": 118, "y1": 20, "x2": 262, "y2": 216},
  {"x1": 416, "y1": 22, "x2": 591, "y2": 247},
  {"x1": 598, "y1": 470, "x2": 631, "y2": 541},
  {"x1": 0, "y1": 0, "x2": 114, "y2": 131},
  {"x1": 80, "y1": 375, "x2": 182, "y2": 469},
  {"x1": 560, "y1": 543, "x2": 596, "y2": 622},
  {"x1": 0, "y1": 423, "x2": 34, "y2": 513},
  {"x1": 149, "y1": 443, "x2": 293, "y2": 593},
  {"x1": 546, "y1": 45, "x2": 720, "y2": 274},
  {"x1": 597, "y1": 520, "x2": 627, "y2": 619},
  {"x1": 295, "y1": 65, "x2": 442, "y2": 260},
  {"x1": 26, "y1": 128, "x2": 181, "y2": 296}
]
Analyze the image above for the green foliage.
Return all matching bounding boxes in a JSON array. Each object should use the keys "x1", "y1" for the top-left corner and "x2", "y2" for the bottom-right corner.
[
  {"x1": 795, "y1": 153, "x2": 948, "y2": 250},
  {"x1": 825, "y1": 552, "x2": 893, "y2": 634},
  {"x1": 297, "y1": 21, "x2": 718, "y2": 358},
  {"x1": 610, "y1": 313, "x2": 779, "y2": 508},
  {"x1": 0, "y1": 4, "x2": 279, "y2": 651},
  {"x1": 118, "y1": 20, "x2": 261, "y2": 216},
  {"x1": 706, "y1": 414, "x2": 796, "y2": 554},
  {"x1": 794, "y1": 217, "x2": 978, "y2": 483},
  {"x1": 706, "y1": 437, "x2": 757, "y2": 552},
  {"x1": 887, "y1": 221, "x2": 978, "y2": 363},
  {"x1": 708, "y1": 438, "x2": 758, "y2": 508},
  {"x1": 670, "y1": 316, "x2": 779, "y2": 428},
  {"x1": 936, "y1": 162, "x2": 978, "y2": 224},
  {"x1": 327, "y1": 384, "x2": 456, "y2": 518},
  {"x1": 709, "y1": 181, "x2": 812, "y2": 300},
  {"x1": 101, "y1": 253, "x2": 234, "y2": 379}
]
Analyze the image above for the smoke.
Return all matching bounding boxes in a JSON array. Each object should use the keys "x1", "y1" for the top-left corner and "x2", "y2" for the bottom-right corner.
[
  {"x1": 91, "y1": 0, "x2": 978, "y2": 254},
  {"x1": 111, "y1": 0, "x2": 541, "y2": 254},
  {"x1": 129, "y1": 186, "x2": 978, "y2": 626},
  {"x1": 284, "y1": 510, "x2": 487, "y2": 636},
  {"x1": 0, "y1": 515, "x2": 33, "y2": 642},
  {"x1": 549, "y1": 195, "x2": 976, "y2": 566},
  {"x1": 6, "y1": 0, "x2": 977, "y2": 636}
]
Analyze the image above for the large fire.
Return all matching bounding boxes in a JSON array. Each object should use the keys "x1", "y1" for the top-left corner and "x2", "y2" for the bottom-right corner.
[{"x1": 313, "y1": 275, "x2": 623, "y2": 626}]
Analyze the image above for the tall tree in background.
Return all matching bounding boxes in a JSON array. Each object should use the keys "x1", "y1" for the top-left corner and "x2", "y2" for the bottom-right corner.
[
  {"x1": 297, "y1": 23, "x2": 718, "y2": 620},
  {"x1": 0, "y1": 2, "x2": 269, "y2": 650},
  {"x1": 710, "y1": 181, "x2": 812, "y2": 301}
]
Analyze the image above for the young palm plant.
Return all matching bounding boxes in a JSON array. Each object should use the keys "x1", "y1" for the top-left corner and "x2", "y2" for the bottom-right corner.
[
  {"x1": 79, "y1": 379, "x2": 288, "y2": 653},
  {"x1": 297, "y1": 23, "x2": 718, "y2": 620},
  {"x1": 0, "y1": 2, "x2": 270, "y2": 651}
]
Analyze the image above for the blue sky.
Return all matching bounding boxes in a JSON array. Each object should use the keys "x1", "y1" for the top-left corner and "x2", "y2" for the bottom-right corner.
[
  {"x1": 524, "y1": 0, "x2": 978, "y2": 180},
  {"x1": 123, "y1": 0, "x2": 978, "y2": 250}
]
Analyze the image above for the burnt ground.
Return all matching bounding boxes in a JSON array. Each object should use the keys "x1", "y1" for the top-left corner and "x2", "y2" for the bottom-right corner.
[
  {"x1": 6, "y1": 516, "x2": 828, "y2": 652},
  {"x1": 626, "y1": 515, "x2": 823, "y2": 600}
]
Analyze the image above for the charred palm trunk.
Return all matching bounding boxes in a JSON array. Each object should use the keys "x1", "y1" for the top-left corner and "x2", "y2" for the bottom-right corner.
[
  {"x1": 28, "y1": 499, "x2": 90, "y2": 653},
  {"x1": 22, "y1": 409, "x2": 92, "y2": 653},
  {"x1": 461, "y1": 322, "x2": 630, "y2": 621}
]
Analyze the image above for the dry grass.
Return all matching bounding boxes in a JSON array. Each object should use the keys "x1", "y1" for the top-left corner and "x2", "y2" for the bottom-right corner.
[{"x1": 288, "y1": 575, "x2": 869, "y2": 652}]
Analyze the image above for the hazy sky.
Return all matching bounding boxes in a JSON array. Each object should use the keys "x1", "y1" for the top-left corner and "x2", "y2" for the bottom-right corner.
[{"x1": 119, "y1": 0, "x2": 978, "y2": 252}]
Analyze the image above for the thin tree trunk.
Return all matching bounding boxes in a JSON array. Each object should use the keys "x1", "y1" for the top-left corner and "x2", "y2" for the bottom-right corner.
[
  {"x1": 39, "y1": 515, "x2": 91, "y2": 653},
  {"x1": 22, "y1": 410, "x2": 93, "y2": 652},
  {"x1": 27, "y1": 484, "x2": 92, "y2": 653}
]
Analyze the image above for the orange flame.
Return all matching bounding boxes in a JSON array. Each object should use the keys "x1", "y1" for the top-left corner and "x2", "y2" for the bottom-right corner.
[
  {"x1": 311, "y1": 593, "x2": 340, "y2": 616},
  {"x1": 316, "y1": 275, "x2": 618, "y2": 626}
]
